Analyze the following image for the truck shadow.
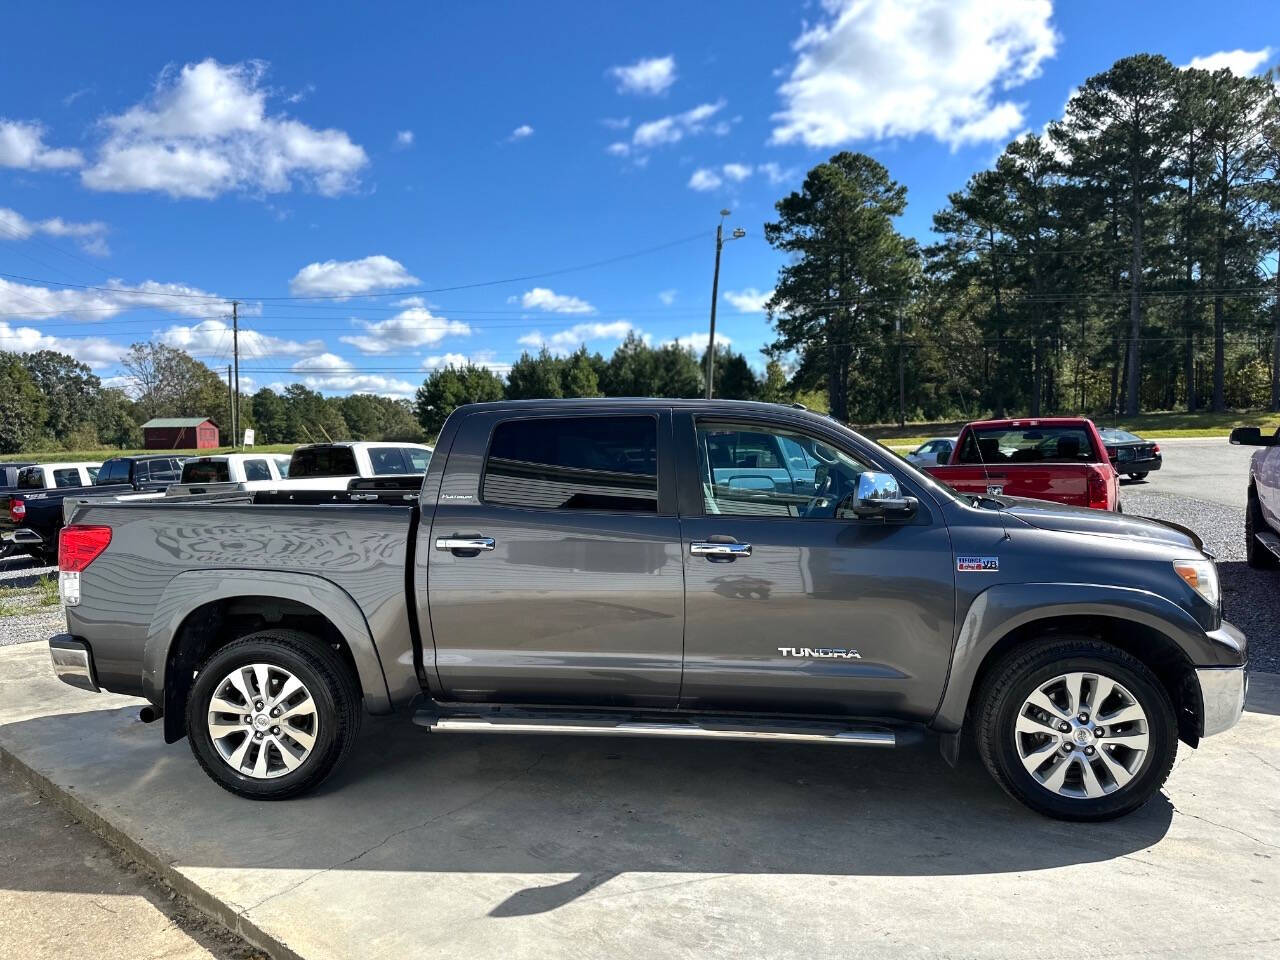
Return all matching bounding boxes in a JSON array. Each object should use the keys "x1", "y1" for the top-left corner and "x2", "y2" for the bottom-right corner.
[{"x1": 0, "y1": 702, "x2": 1183, "y2": 917}]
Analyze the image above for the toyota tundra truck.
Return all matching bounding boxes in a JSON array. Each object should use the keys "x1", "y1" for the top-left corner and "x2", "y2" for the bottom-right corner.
[
  {"x1": 46, "y1": 400, "x2": 1246, "y2": 821},
  {"x1": 1231, "y1": 425, "x2": 1280, "y2": 568}
]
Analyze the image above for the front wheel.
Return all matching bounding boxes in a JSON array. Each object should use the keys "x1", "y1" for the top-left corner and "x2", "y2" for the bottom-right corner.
[
  {"x1": 975, "y1": 637, "x2": 1177, "y2": 821},
  {"x1": 186, "y1": 630, "x2": 362, "y2": 799}
]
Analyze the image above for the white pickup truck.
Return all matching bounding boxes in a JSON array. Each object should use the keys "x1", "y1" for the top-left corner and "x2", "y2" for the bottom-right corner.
[
  {"x1": 276, "y1": 441, "x2": 432, "y2": 491},
  {"x1": 164, "y1": 453, "x2": 293, "y2": 497},
  {"x1": 1232, "y1": 426, "x2": 1280, "y2": 568}
]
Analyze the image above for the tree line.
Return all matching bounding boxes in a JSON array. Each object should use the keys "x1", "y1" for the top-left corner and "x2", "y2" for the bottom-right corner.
[{"x1": 767, "y1": 53, "x2": 1280, "y2": 423}]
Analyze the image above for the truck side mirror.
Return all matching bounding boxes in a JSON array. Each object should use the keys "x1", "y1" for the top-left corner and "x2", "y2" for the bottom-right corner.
[
  {"x1": 847, "y1": 471, "x2": 918, "y2": 518},
  {"x1": 1229, "y1": 427, "x2": 1274, "y2": 447}
]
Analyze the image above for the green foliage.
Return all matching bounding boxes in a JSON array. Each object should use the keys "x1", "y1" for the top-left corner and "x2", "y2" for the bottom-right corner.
[
  {"x1": 561, "y1": 347, "x2": 602, "y2": 397},
  {"x1": 121, "y1": 341, "x2": 228, "y2": 424},
  {"x1": 0, "y1": 353, "x2": 46, "y2": 454},
  {"x1": 600, "y1": 333, "x2": 704, "y2": 397},
  {"x1": 758, "y1": 359, "x2": 789, "y2": 404},
  {"x1": 251, "y1": 388, "x2": 288, "y2": 444},
  {"x1": 20, "y1": 350, "x2": 101, "y2": 444},
  {"x1": 415, "y1": 363, "x2": 506, "y2": 436},
  {"x1": 339, "y1": 394, "x2": 424, "y2": 441},
  {"x1": 505, "y1": 349, "x2": 565, "y2": 400}
]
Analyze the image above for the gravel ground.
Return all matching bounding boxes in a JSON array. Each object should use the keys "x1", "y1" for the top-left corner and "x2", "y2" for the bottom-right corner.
[
  {"x1": 0, "y1": 492, "x2": 1275, "y2": 670},
  {"x1": 0, "y1": 554, "x2": 63, "y2": 647},
  {"x1": 1121, "y1": 485, "x2": 1279, "y2": 674}
]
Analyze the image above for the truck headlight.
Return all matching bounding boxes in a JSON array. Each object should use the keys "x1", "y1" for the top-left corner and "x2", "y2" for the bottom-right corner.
[{"x1": 1173, "y1": 559, "x2": 1219, "y2": 610}]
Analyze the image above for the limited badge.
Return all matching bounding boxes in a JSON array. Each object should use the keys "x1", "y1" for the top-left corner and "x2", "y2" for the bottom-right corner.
[{"x1": 957, "y1": 556, "x2": 999, "y2": 572}]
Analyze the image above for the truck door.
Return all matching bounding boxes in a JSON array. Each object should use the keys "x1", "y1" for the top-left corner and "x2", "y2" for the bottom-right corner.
[
  {"x1": 423, "y1": 408, "x2": 684, "y2": 708},
  {"x1": 676, "y1": 413, "x2": 956, "y2": 721}
]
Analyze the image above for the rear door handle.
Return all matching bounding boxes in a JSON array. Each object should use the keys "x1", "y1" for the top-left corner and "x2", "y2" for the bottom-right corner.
[
  {"x1": 435, "y1": 536, "x2": 496, "y2": 552},
  {"x1": 690, "y1": 541, "x2": 752, "y2": 558}
]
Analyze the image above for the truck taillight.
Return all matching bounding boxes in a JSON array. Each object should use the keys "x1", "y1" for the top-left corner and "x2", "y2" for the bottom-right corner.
[
  {"x1": 9, "y1": 498, "x2": 24, "y2": 522},
  {"x1": 1087, "y1": 470, "x2": 1109, "y2": 511},
  {"x1": 59, "y1": 525, "x2": 112, "y2": 573},
  {"x1": 1152, "y1": 443, "x2": 1160, "y2": 454}
]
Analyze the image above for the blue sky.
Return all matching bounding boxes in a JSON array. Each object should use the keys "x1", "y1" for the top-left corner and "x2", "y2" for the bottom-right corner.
[{"x1": 1, "y1": 1, "x2": 1276, "y2": 399}]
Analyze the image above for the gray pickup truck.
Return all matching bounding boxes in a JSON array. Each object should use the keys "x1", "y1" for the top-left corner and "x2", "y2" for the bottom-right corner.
[{"x1": 47, "y1": 400, "x2": 1246, "y2": 820}]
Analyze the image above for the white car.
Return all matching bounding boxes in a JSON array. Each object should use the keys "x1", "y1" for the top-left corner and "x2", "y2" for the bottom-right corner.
[
  {"x1": 905, "y1": 437, "x2": 957, "y2": 467},
  {"x1": 164, "y1": 453, "x2": 294, "y2": 497},
  {"x1": 276, "y1": 442, "x2": 433, "y2": 491}
]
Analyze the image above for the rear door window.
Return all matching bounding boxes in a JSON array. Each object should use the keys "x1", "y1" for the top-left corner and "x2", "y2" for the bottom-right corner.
[
  {"x1": 52, "y1": 468, "x2": 82, "y2": 488},
  {"x1": 482, "y1": 416, "x2": 658, "y2": 512},
  {"x1": 401, "y1": 447, "x2": 431, "y2": 472},
  {"x1": 97, "y1": 459, "x2": 127, "y2": 484},
  {"x1": 17, "y1": 467, "x2": 45, "y2": 489},
  {"x1": 369, "y1": 447, "x2": 410, "y2": 475},
  {"x1": 147, "y1": 460, "x2": 178, "y2": 482},
  {"x1": 243, "y1": 459, "x2": 272, "y2": 482}
]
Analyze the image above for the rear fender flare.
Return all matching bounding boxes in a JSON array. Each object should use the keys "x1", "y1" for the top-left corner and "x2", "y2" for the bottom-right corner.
[
  {"x1": 144, "y1": 569, "x2": 393, "y2": 724},
  {"x1": 933, "y1": 582, "x2": 1239, "y2": 732}
]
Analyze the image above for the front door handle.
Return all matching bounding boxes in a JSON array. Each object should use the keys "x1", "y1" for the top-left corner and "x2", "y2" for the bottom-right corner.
[
  {"x1": 690, "y1": 541, "x2": 752, "y2": 558},
  {"x1": 435, "y1": 536, "x2": 496, "y2": 552}
]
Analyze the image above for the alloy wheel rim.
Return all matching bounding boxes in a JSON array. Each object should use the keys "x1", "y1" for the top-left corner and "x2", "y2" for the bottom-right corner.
[
  {"x1": 207, "y1": 662, "x2": 318, "y2": 779},
  {"x1": 1013, "y1": 671, "x2": 1149, "y2": 800}
]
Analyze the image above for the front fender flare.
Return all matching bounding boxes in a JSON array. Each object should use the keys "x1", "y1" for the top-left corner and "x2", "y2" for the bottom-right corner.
[
  {"x1": 145, "y1": 569, "x2": 394, "y2": 737},
  {"x1": 932, "y1": 582, "x2": 1241, "y2": 733}
]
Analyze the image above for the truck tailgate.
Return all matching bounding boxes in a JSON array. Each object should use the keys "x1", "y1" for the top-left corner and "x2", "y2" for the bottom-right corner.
[{"x1": 925, "y1": 464, "x2": 1091, "y2": 507}]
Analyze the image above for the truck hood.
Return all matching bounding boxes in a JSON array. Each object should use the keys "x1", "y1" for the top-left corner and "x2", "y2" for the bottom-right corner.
[{"x1": 1001, "y1": 497, "x2": 1204, "y2": 554}]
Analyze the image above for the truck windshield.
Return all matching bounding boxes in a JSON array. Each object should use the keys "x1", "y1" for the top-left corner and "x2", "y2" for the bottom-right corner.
[
  {"x1": 957, "y1": 425, "x2": 1098, "y2": 465},
  {"x1": 289, "y1": 447, "x2": 359, "y2": 478},
  {"x1": 182, "y1": 460, "x2": 231, "y2": 483}
]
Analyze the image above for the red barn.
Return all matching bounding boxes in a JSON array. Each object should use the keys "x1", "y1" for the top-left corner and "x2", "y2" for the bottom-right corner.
[{"x1": 141, "y1": 417, "x2": 220, "y2": 450}]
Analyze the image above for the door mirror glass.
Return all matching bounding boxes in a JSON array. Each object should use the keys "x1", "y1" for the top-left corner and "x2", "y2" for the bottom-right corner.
[{"x1": 848, "y1": 471, "x2": 918, "y2": 517}]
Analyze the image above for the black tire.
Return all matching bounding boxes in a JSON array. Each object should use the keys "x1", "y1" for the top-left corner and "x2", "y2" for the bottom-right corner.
[
  {"x1": 185, "y1": 630, "x2": 362, "y2": 800},
  {"x1": 1129, "y1": 472, "x2": 1148, "y2": 481},
  {"x1": 975, "y1": 636, "x2": 1177, "y2": 821},
  {"x1": 1246, "y1": 488, "x2": 1278, "y2": 570}
]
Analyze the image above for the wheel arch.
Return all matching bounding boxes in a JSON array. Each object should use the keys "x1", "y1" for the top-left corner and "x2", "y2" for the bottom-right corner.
[
  {"x1": 146, "y1": 570, "x2": 393, "y2": 744},
  {"x1": 934, "y1": 584, "x2": 1216, "y2": 747}
]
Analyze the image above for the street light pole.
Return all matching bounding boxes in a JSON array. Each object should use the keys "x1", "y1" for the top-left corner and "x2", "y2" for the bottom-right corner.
[{"x1": 705, "y1": 210, "x2": 745, "y2": 400}]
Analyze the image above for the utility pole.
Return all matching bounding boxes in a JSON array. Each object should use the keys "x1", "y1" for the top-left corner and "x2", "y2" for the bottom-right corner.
[
  {"x1": 897, "y1": 312, "x2": 905, "y2": 428},
  {"x1": 231, "y1": 300, "x2": 240, "y2": 448},
  {"x1": 226, "y1": 365, "x2": 233, "y2": 446},
  {"x1": 705, "y1": 210, "x2": 745, "y2": 400}
]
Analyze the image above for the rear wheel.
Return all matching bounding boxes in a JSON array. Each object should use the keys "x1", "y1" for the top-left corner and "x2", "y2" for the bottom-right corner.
[
  {"x1": 186, "y1": 630, "x2": 362, "y2": 799},
  {"x1": 976, "y1": 637, "x2": 1177, "y2": 821},
  {"x1": 1128, "y1": 472, "x2": 1148, "y2": 481},
  {"x1": 1247, "y1": 488, "x2": 1278, "y2": 570}
]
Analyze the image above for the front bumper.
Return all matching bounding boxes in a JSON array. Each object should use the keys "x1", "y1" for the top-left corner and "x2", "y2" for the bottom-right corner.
[
  {"x1": 1197, "y1": 665, "x2": 1247, "y2": 737},
  {"x1": 49, "y1": 634, "x2": 99, "y2": 693}
]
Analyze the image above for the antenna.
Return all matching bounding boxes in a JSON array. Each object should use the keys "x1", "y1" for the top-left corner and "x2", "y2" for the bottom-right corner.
[{"x1": 967, "y1": 424, "x2": 1012, "y2": 542}]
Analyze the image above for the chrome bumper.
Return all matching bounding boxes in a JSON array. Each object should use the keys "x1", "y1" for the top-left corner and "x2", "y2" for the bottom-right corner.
[
  {"x1": 1, "y1": 528, "x2": 43, "y2": 545},
  {"x1": 1197, "y1": 665, "x2": 1247, "y2": 737},
  {"x1": 49, "y1": 634, "x2": 99, "y2": 693}
]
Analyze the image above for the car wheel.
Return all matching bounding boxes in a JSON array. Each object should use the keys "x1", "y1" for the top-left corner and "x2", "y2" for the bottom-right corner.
[
  {"x1": 186, "y1": 630, "x2": 362, "y2": 800},
  {"x1": 1129, "y1": 472, "x2": 1148, "y2": 481},
  {"x1": 975, "y1": 637, "x2": 1176, "y2": 821},
  {"x1": 1246, "y1": 489, "x2": 1278, "y2": 570}
]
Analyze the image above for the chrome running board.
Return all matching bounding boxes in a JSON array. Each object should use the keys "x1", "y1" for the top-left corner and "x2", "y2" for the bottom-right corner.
[
  {"x1": 1256, "y1": 530, "x2": 1280, "y2": 560},
  {"x1": 415, "y1": 712, "x2": 897, "y2": 747}
]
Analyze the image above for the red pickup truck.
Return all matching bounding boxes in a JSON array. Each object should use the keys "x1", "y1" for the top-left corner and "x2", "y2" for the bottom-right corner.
[{"x1": 924, "y1": 417, "x2": 1121, "y2": 511}]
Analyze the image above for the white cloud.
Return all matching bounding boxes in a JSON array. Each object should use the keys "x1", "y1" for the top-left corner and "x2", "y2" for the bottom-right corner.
[
  {"x1": 289, "y1": 255, "x2": 420, "y2": 297},
  {"x1": 0, "y1": 275, "x2": 236, "y2": 320},
  {"x1": 632, "y1": 100, "x2": 726, "y2": 149},
  {"x1": 291, "y1": 353, "x2": 416, "y2": 397},
  {"x1": 340, "y1": 305, "x2": 470, "y2": 354},
  {"x1": 158, "y1": 318, "x2": 323, "y2": 358},
  {"x1": 422, "y1": 351, "x2": 511, "y2": 377},
  {"x1": 722, "y1": 162, "x2": 752, "y2": 182},
  {"x1": 395, "y1": 129, "x2": 414, "y2": 147},
  {"x1": 512, "y1": 287, "x2": 596, "y2": 314},
  {"x1": 1183, "y1": 48, "x2": 1273, "y2": 75},
  {"x1": 0, "y1": 207, "x2": 110, "y2": 255},
  {"x1": 668, "y1": 330, "x2": 730, "y2": 352},
  {"x1": 608, "y1": 56, "x2": 677, "y2": 95},
  {"x1": 509, "y1": 124, "x2": 534, "y2": 140},
  {"x1": 0, "y1": 119, "x2": 84, "y2": 170},
  {"x1": 770, "y1": 0, "x2": 1058, "y2": 149},
  {"x1": 518, "y1": 320, "x2": 634, "y2": 354},
  {"x1": 601, "y1": 116, "x2": 631, "y2": 130},
  {"x1": 688, "y1": 168, "x2": 723, "y2": 191},
  {"x1": 724, "y1": 287, "x2": 773, "y2": 313},
  {"x1": 0, "y1": 320, "x2": 124, "y2": 368},
  {"x1": 81, "y1": 59, "x2": 368, "y2": 198},
  {"x1": 605, "y1": 141, "x2": 631, "y2": 157},
  {"x1": 757, "y1": 161, "x2": 795, "y2": 185},
  {"x1": 658, "y1": 289, "x2": 677, "y2": 306}
]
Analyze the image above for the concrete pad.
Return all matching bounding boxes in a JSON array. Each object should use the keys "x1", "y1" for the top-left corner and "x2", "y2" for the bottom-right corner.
[{"x1": 0, "y1": 641, "x2": 1277, "y2": 960}]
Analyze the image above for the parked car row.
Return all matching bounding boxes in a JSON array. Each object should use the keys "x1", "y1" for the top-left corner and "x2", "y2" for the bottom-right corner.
[{"x1": 1, "y1": 441, "x2": 432, "y2": 565}]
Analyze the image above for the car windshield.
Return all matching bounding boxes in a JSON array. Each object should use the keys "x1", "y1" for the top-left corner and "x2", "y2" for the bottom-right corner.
[
  {"x1": 957, "y1": 425, "x2": 1098, "y2": 464},
  {"x1": 289, "y1": 447, "x2": 358, "y2": 478},
  {"x1": 1101, "y1": 429, "x2": 1141, "y2": 443}
]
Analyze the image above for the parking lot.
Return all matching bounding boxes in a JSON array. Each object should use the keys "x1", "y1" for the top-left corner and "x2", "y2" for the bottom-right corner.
[{"x1": 1, "y1": 436, "x2": 1277, "y2": 960}]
